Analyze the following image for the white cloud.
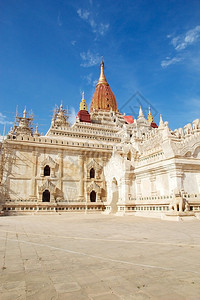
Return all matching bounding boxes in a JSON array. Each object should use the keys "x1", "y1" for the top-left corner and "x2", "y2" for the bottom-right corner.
[
  {"x1": 161, "y1": 57, "x2": 183, "y2": 68},
  {"x1": 80, "y1": 50, "x2": 100, "y2": 67},
  {"x1": 98, "y1": 23, "x2": 109, "y2": 36},
  {"x1": 71, "y1": 40, "x2": 76, "y2": 46},
  {"x1": 0, "y1": 112, "x2": 12, "y2": 125},
  {"x1": 93, "y1": 79, "x2": 98, "y2": 87},
  {"x1": 89, "y1": 18, "x2": 97, "y2": 32},
  {"x1": 77, "y1": 8, "x2": 109, "y2": 37},
  {"x1": 162, "y1": 25, "x2": 200, "y2": 69},
  {"x1": 88, "y1": 20, "x2": 109, "y2": 36},
  {"x1": 68, "y1": 107, "x2": 77, "y2": 125},
  {"x1": 77, "y1": 9, "x2": 90, "y2": 20},
  {"x1": 83, "y1": 73, "x2": 93, "y2": 85},
  {"x1": 83, "y1": 73, "x2": 98, "y2": 87},
  {"x1": 171, "y1": 26, "x2": 200, "y2": 51}
]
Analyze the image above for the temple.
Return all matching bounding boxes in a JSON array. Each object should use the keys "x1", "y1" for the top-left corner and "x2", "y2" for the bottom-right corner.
[{"x1": 1, "y1": 60, "x2": 200, "y2": 219}]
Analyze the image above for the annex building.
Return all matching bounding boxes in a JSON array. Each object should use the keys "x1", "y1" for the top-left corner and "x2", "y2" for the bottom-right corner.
[{"x1": 1, "y1": 61, "x2": 200, "y2": 219}]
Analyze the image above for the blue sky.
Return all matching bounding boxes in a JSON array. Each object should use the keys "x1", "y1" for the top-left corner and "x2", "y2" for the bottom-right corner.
[{"x1": 1, "y1": 0, "x2": 200, "y2": 135}]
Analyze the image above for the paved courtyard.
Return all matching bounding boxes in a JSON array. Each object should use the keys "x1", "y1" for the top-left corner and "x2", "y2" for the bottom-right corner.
[{"x1": 0, "y1": 213, "x2": 200, "y2": 300}]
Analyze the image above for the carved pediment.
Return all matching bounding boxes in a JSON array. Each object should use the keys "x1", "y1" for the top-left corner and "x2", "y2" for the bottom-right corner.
[
  {"x1": 87, "y1": 159, "x2": 103, "y2": 179},
  {"x1": 38, "y1": 179, "x2": 56, "y2": 193},
  {"x1": 87, "y1": 182, "x2": 101, "y2": 193},
  {"x1": 87, "y1": 159, "x2": 102, "y2": 171},
  {"x1": 41, "y1": 156, "x2": 56, "y2": 168}
]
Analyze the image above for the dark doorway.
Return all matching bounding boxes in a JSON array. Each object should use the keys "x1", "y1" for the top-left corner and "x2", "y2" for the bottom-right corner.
[
  {"x1": 90, "y1": 168, "x2": 95, "y2": 179},
  {"x1": 90, "y1": 190, "x2": 96, "y2": 202},
  {"x1": 42, "y1": 190, "x2": 50, "y2": 202},
  {"x1": 44, "y1": 165, "x2": 50, "y2": 176}
]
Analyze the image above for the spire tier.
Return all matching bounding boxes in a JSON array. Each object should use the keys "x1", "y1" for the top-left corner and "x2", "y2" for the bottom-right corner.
[{"x1": 90, "y1": 60, "x2": 118, "y2": 112}]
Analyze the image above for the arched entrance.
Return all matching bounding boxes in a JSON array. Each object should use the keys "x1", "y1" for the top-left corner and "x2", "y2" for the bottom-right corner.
[
  {"x1": 42, "y1": 190, "x2": 50, "y2": 202},
  {"x1": 90, "y1": 190, "x2": 96, "y2": 202},
  {"x1": 111, "y1": 178, "x2": 118, "y2": 213}
]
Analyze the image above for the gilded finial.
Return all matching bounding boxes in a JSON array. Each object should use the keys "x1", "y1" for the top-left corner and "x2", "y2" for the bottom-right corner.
[
  {"x1": 97, "y1": 58, "x2": 109, "y2": 86},
  {"x1": 79, "y1": 92, "x2": 87, "y2": 111},
  {"x1": 147, "y1": 106, "x2": 155, "y2": 123}
]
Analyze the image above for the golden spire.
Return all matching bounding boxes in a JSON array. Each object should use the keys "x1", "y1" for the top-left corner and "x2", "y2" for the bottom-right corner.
[
  {"x1": 147, "y1": 106, "x2": 155, "y2": 123},
  {"x1": 79, "y1": 91, "x2": 87, "y2": 110},
  {"x1": 97, "y1": 59, "x2": 109, "y2": 86}
]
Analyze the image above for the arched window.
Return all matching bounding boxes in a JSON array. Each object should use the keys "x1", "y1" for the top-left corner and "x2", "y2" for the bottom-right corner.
[
  {"x1": 42, "y1": 190, "x2": 50, "y2": 202},
  {"x1": 90, "y1": 168, "x2": 95, "y2": 179},
  {"x1": 44, "y1": 165, "x2": 50, "y2": 176},
  {"x1": 90, "y1": 190, "x2": 96, "y2": 202}
]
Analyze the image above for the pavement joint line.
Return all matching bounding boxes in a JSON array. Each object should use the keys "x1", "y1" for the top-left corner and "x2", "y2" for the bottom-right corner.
[
  {"x1": 0, "y1": 236, "x2": 200, "y2": 275},
  {"x1": 0, "y1": 229, "x2": 200, "y2": 248}
]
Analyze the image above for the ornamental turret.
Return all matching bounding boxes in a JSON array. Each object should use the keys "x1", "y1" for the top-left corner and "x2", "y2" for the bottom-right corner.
[
  {"x1": 79, "y1": 92, "x2": 87, "y2": 111},
  {"x1": 33, "y1": 125, "x2": 40, "y2": 137},
  {"x1": 53, "y1": 104, "x2": 69, "y2": 127},
  {"x1": 147, "y1": 106, "x2": 158, "y2": 128},
  {"x1": 147, "y1": 106, "x2": 154, "y2": 123},
  {"x1": 138, "y1": 106, "x2": 145, "y2": 119},
  {"x1": 77, "y1": 92, "x2": 91, "y2": 123},
  {"x1": 8, "y1": 107, "x2": 33, "y2": 137},
  {"x1": 55, "y1": 104, "x2": 66, "y2": 126}
]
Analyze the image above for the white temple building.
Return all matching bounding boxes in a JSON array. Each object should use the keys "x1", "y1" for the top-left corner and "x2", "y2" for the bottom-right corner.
[{"x1": 1, "y1": 61, "x2": 200, "y2": 219}]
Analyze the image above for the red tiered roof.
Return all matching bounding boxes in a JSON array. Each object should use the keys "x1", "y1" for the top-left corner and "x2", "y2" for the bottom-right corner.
[
  {"x1": 77, "y1": 110, "x2": 91, "y2": 123},
  {"x1": 151, "y1": 122, "x2": 158, "y2": 128},
  {"x1": 123, "y1": 115, "x2": 134, "y2": 124}
]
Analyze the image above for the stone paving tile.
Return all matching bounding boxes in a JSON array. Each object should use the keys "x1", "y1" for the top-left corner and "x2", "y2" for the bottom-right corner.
[
  {"x1": 0, "y1": 214, "x2": 200, "y2": 299},
  {"x1": 0, "y1": 290, "x2": 26, "y2": 300},
  {"x1": 26, "y1": 287, "x2": 58, "y2": 300},
  {"x1": 90, "y1": 293, "x2": 121, "y2": 300},
  {"x1": 54, "y1": 281, "x2": 81, "y2": 292},
  {"x1": 0, "y1": 279, "x2": 26, "y2": 293},
  {"x1": 57, "y1": 290, "x2": 89, "y2": 300},
  {"x1": 82, "y1": 281, "x2": 113, "y2": 295},
  {"x1": 49, "y1": 273, "x2": 75, "y2": 284}
]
